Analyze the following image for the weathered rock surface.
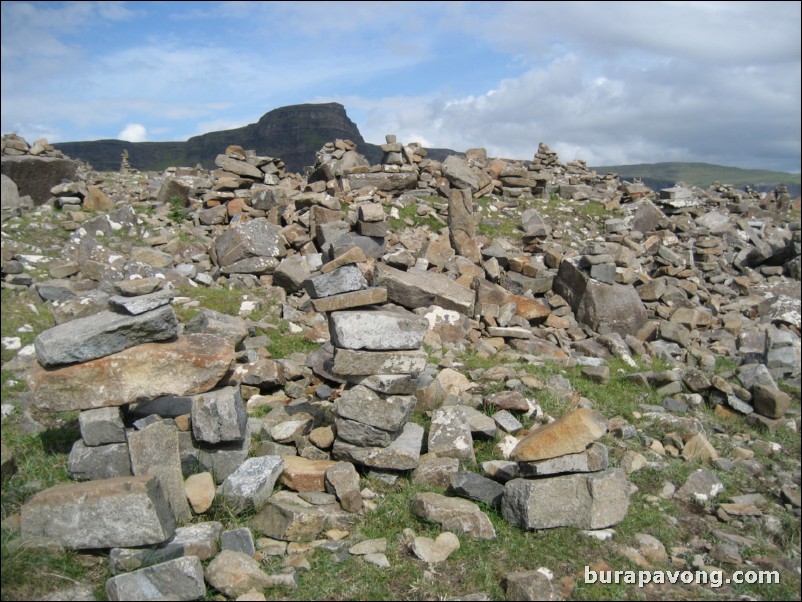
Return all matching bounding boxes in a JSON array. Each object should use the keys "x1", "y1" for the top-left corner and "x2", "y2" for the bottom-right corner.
[
  {"x1": 501, "y1": 469, "x2": 629, "y2": 530},
  {"x1": 29, "y1": 334, "x2": 234, "y2": 412},
  {"x1": 21, "y1": 475, "x2": 175, "y2": 549},
  {"x1": 218, "y1": 455, "x2": 284, "y2": 513},
  {"x1": 328, "y1": 310, "x2": 429, "y2": 350},
  {"x1": 105, "y1": 556, "x2": 205, "y2": 601},
  {"x1": 511, "y1": 408, "x2": 608, "y2": 462},
  {"x1": 411, "y1": 492, "x2": 496, "y2": 539},
  {"x1": 34, "y1": 305, "x2": 178, "y2": 367}
]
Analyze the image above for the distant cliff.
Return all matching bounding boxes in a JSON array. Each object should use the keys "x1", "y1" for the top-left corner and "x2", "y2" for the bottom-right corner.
[{"x1": 53, "y1": 103, "x2": 377, "y2": 173}]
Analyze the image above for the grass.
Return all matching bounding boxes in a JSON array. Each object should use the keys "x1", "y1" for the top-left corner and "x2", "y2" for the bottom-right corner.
[
  {"x1": 387, "y1": 201, "x2": 446, "y2": 233},
  {"x1": 167, "y1": 194, "x2": 189, "y2": 223}
]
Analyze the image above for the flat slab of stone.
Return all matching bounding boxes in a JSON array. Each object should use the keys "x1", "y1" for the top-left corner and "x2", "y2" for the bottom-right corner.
[
  {"x1": 333, "y1": 348, "x2": 428, "y2": 376},
  {"x1": 34, "y1": 305, "x2": 178, "y2": 367},
  {"x1": 108, "y1": 289, "x2": 174, "y2": 316},
  {"x1": 250, "y1": 493, "x2": 356, "y2": 542},
  {"x1": 375, "y1": 263, "x2": 475, "y2": 315},
  {"x1": 312, "y1": 287, "x2": 388, "y2": 312},
  {"x1": 213, "y1": 218, "x2": 285, "y2": 269},
  {"x1": 67, "y1": 440, "x2": 131, "y2": 481},
  {"x1": 21, "y1": 475, "x2": 175, "y2": 549},
  {"x1": 449, "y1": 471, "x2": 505, "y2": 507},
  {"x1": 511, "y1": 408, "x2": 608, "y2": 462},
  {"x1": 332, "y1": 422, "x2": 424, "y2": 471},
  {"x1": 411, "y1": 492, "x2": 496, "y2": 539},
  {"x1": 518, "y1": 442, "x2": 609, "y2": 477},
  {"x1": 219, "y1": 455, "x2": 284, "y2": 513},
  {"x1": 205, "y1": 549, "x2": 287, "y2": 598},
  {"x1": 29, "y1": 334, "x2": 234, "y2": 412},
  {"x1": 105, "y1": 556, "x2": 205, "y2": 601},
  {"x1": 304, "y1": 264, "x2": 368, "y2": 299},
  {"x1": 501, "y1": 469, "x2": 629, "y2": 530},
  {"x1": 328, "y1": 310, "x2": 429, "y2": 350},
  {"x1": 334, "y1": 385, "x2": 416, "y2": 432}
]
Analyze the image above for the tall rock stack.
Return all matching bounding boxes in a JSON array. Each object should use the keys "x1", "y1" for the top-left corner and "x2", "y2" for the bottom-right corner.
[
  {"x1": 500, "y1": 408, "x2": 631, "y2": 530},
  {"x1": 24, "y1": 287, "x2": 238, "y2": 533},
  {"x1": 301, "y1": 256, "x2": 429, "y2": 475}
]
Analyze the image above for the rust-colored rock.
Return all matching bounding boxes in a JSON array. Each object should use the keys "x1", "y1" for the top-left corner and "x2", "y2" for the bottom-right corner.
[
  {"x1": 29, "y1": 334, "x2": 234, "y2": 412},
  {"x1": 511, "y1": 408, "x2": 608, "y2": 462}
]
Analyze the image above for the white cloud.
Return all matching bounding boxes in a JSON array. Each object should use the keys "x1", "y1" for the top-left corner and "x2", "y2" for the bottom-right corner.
[{"x1": 118, "y1": 123, "x2": 147, "y2": 142}]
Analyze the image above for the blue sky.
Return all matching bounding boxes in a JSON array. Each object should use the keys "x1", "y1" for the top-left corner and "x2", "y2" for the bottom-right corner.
[{"x1": 2, "y1": 1, "x2": 800, "y2": 171}]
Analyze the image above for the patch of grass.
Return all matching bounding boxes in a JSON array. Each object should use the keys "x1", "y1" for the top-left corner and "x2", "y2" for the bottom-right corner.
[
  {"x1": 167, "y1": 194, "x2": 189, "y2": 223},
  {"x1": 0, "y1": 289, "x2": 54, "y2": 364},
  {"x1": 387, "y1": 202, "x2": 446, "y2": 233},
  {"x1": 265, "y1": 329, "x2": 320, "y2": 359},
  {"x1": 0, "y1": 531, "x2": 103, "y2": 602}
]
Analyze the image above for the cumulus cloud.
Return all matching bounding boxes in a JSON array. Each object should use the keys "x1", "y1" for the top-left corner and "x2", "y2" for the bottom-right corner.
[{"x1": 118, "y1": 123, "x2": 147, "y2": 142}]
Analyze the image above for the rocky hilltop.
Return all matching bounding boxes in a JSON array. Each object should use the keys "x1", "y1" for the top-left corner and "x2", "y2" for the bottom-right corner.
[
  {"x1": 52, "y1": 103, "x2": 458, "y2": 174},
  {"x1": 1, "y1": 133, "x2": 800, "y2": 601}
]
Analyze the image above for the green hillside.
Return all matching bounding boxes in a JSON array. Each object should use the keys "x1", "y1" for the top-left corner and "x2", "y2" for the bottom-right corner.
[{"x1": 591, "y1": 162, "x2": 800, "y2": 194}]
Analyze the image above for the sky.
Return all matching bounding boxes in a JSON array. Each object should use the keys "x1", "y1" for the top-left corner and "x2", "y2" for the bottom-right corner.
[{"x1": 1, "y1": 1, "x2": 800, "y2": 172}]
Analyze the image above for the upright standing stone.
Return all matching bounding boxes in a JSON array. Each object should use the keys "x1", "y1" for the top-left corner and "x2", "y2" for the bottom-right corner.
[
  {"x1": 128, "y1": 421, "x2": 192, "y2": 524},
  {"x1": 448, "y1": 188, "x2": 481, "y2": 262}
]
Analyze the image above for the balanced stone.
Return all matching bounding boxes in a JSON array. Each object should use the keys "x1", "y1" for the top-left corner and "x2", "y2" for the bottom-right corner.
[
  {"x1": 375, "y1": 263, "x2": 475, "y2": 315},
  {"x1": 329, "y1": 310, "x2": 429, "y2": 350},
  {"x1": 518, "y1": 442, "x2": 609, "y2": 477},
  {"x1": 511, "y1": 408, "x2": 608, "y2": 462},
  {"x1": 79, "y1": 407, "x2": 126, "y2": 446},
  {"x1": 29, "y1": 334, "x2": 234, "y2": 412},
  {"x1": 34, "y1": 305, "x2": 178, "y2": 367},
  {"x1": 128, "y1": 420, "x2": 193, "y2": 524},
  {"x1": 108, "y1": 289, "x2": 173, "y2": 316}
]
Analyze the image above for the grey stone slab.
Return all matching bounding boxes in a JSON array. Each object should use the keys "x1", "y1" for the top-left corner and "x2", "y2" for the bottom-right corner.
[
  {"x1": 332, "y1": 422, "x2": 424, "y2": 471},
  {"x1": 21, "y1": 475, "x2": 175, "y2": 549},
  {"x1": 68, "y1": 440, "x2": 131, "y2": 481},
  {"x1": 411, "y1": 492, "x2": 496, "y2": 539},
  {"x1": 501, "y1": 469, "x2": 629, "y2": 530},
  {"x1": 108, "y1": 289, "x2": 174, "y2": 315},
  {"x1": 329, "y1": 310, "x2": 429, "y2": 351},
  {"x1": 79, "y1": 407, "x2": 126, "y2": 446},
  {"x1": 517, "y1": 442, "x2": 609, "y2": 477},
  {"x1": 334, "y1": 385, "x2": 416, "y2": 432},
  {"x1": 304, "y1": 264, "x2": 367, "y2": 299},
  {"x1": 34, "y1": 305, "x2": 178, "y2": 367},
  {"x1": 428, "y1": 407, "x2": 475, "y2": 464},
  {"x1": 221, "y1": 527, "x2": 256, "y2": 557},
  {"x1": 105, "y1": 556, "x2": 205, "y2": 601},
  {"x1": 375, "y1": 263, "x2": 476, "y2": 315},
  {"x1": 335, "y1": 417, "x2": 396, "y2": 447},
  {"x1": 333, "y1": 348, "x2": 428, "y2": 375},
  {"x1": 196, "y1": 425, "x2": 251, "y2": 484},
  {"x1": 449, "y1": 471, "x2": 505, "y2": 507}
]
